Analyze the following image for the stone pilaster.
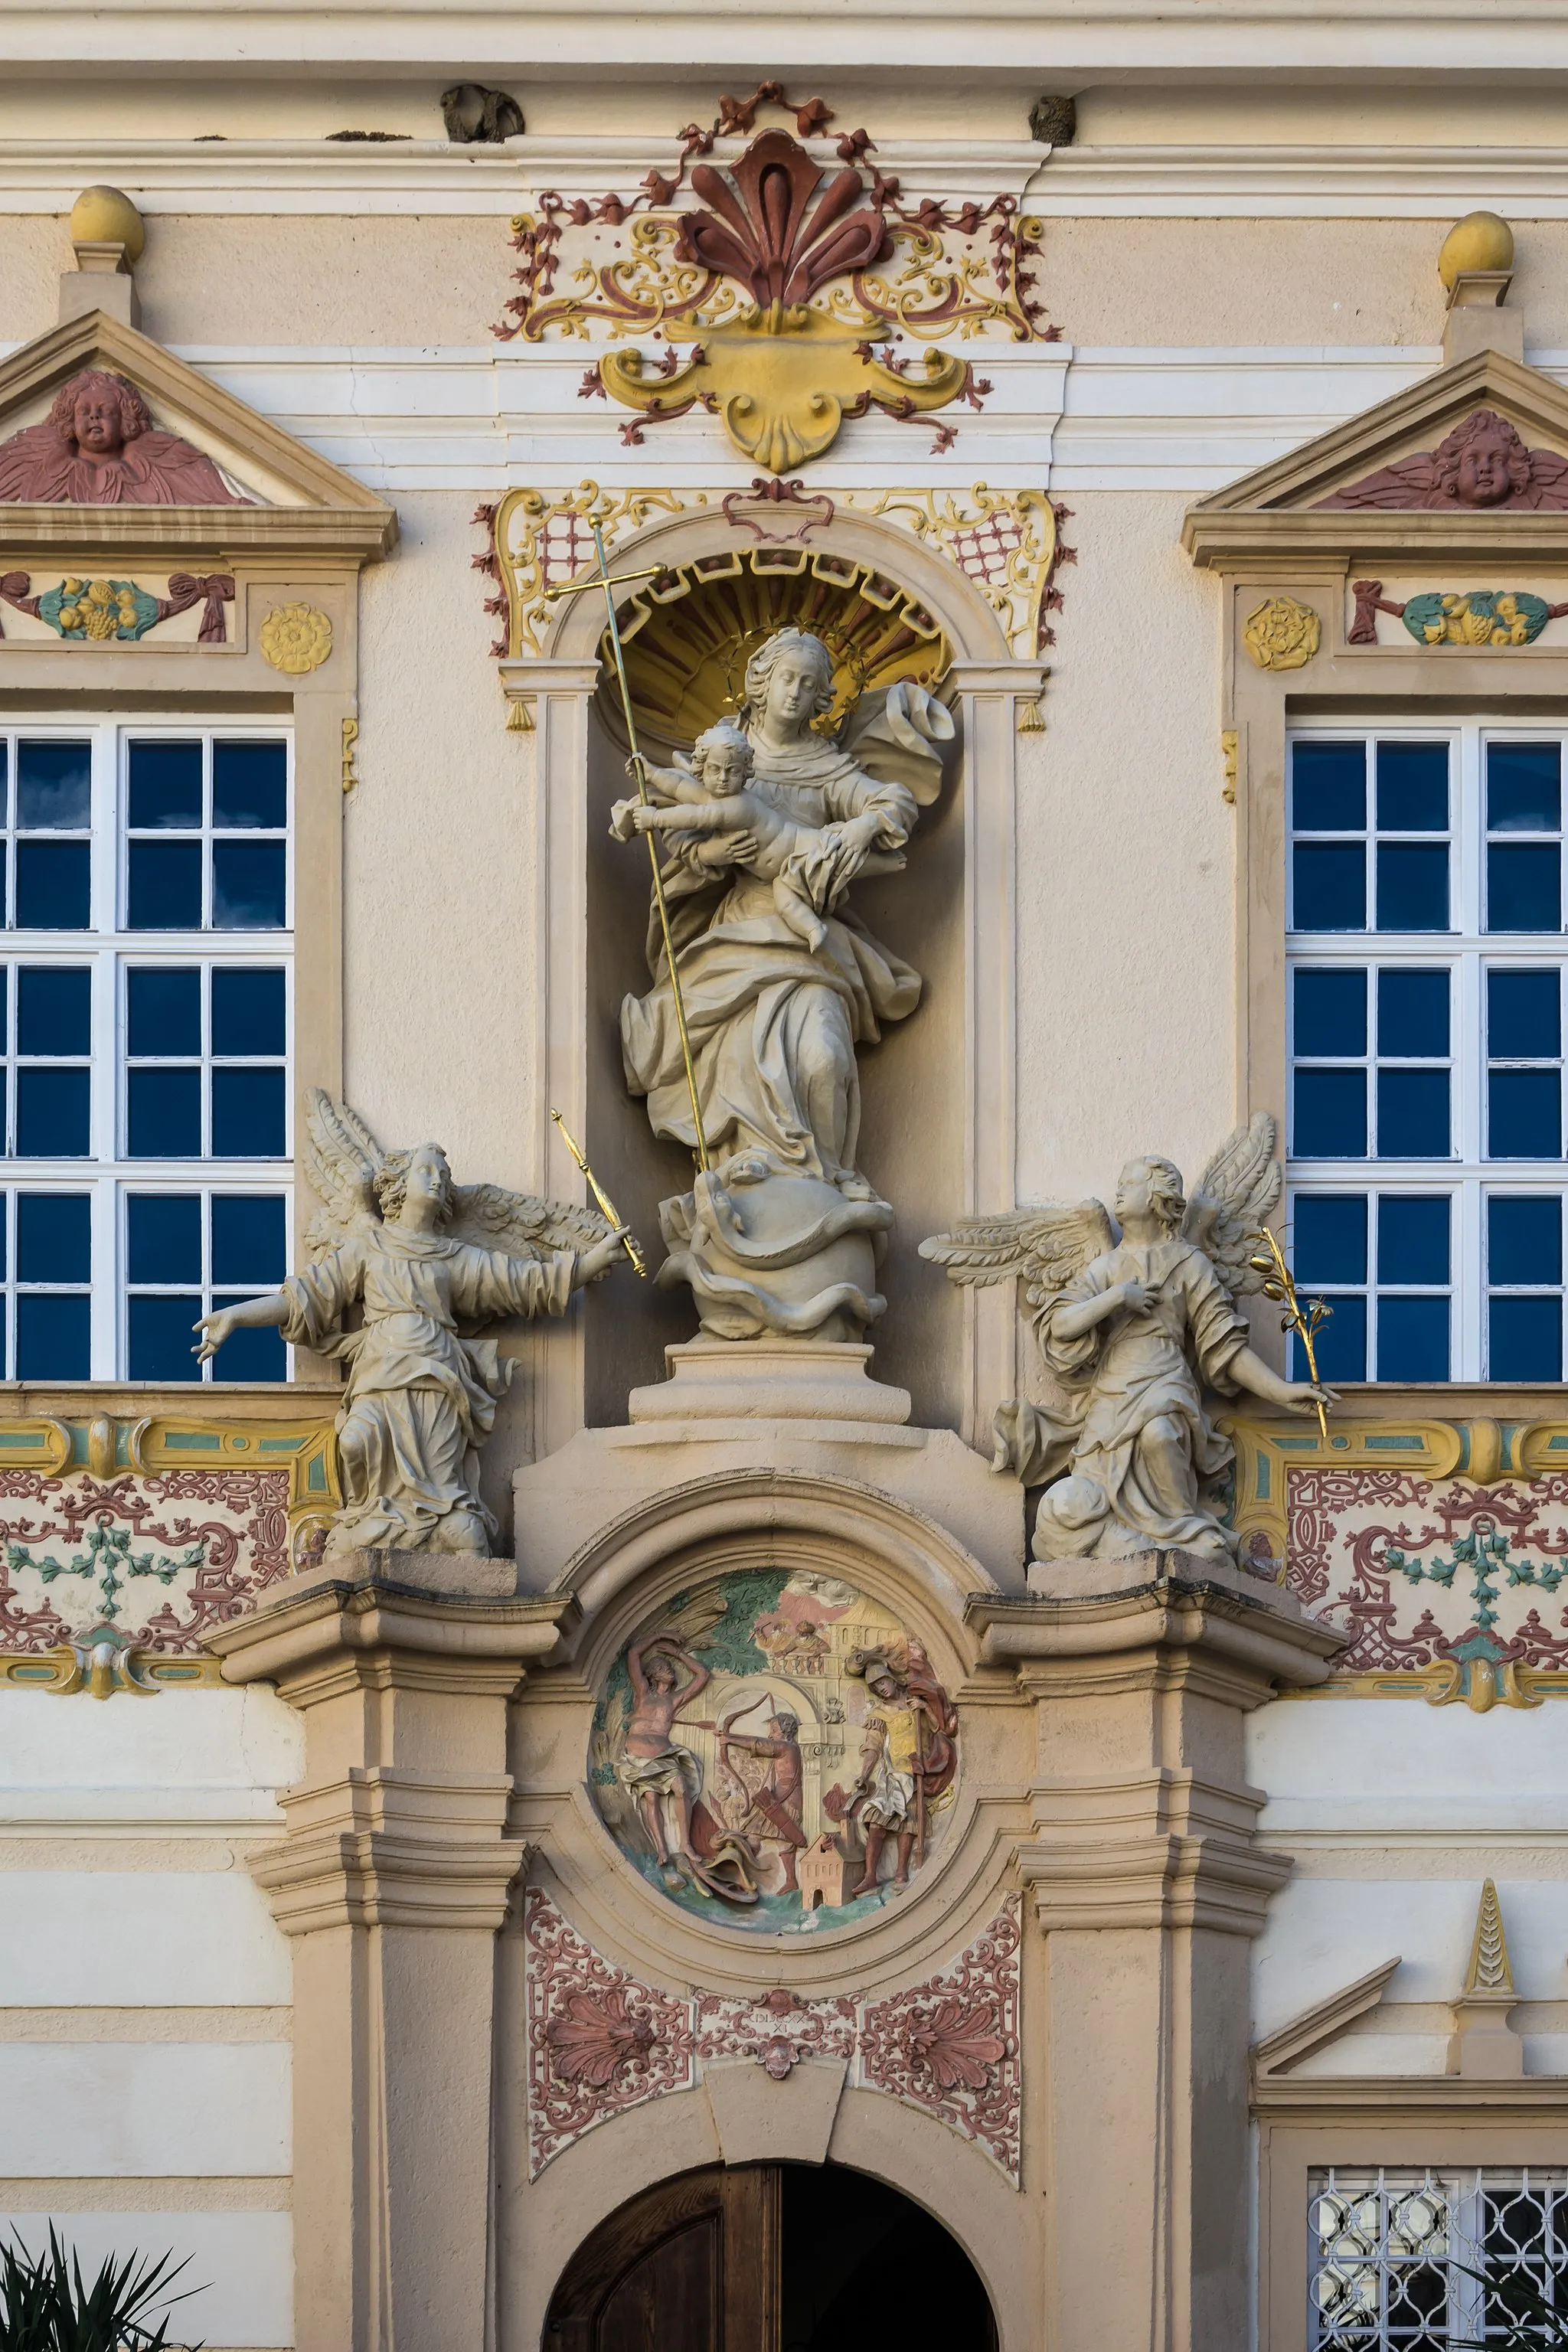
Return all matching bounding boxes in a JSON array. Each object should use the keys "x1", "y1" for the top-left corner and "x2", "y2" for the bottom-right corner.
[
  {"x1": 970, "y1": 1557, "x2": 1343, "y2": 2352},
  {"x1": 209, "y1": 1570, "x2": 576, "y2": 2352}
]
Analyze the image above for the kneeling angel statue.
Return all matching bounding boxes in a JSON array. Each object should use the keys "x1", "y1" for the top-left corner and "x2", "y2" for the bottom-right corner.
[
  {"x1": 194, "y1": 1089, "x2": 628, "y2": 1559},
  {"x1": 920, "y1": 1117, "x2": 1334, "y2": 1565}
]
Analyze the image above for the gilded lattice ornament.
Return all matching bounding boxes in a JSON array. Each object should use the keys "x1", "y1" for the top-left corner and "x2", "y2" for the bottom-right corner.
[
  {"x1": 260, "y1": 602, "x2": 333, "y2": 675},
  {"x1": 492, "y1": 87, "x2": 1053, "y2": 473},
  {"x1": 475, "y1": 480, "x2": 697, "y2": 659},
  {"x1": 848, "y1": 483, "x2": 1073, "y2": 657},
  {"x1": 1243, "y1": 596, "x2": 1321, "y2": 672}
]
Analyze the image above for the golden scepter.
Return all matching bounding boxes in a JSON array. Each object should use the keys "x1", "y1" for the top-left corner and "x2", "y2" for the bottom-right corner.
[
  {"x1": 1248, "y1": 1226, "x2": 1332, "y2": 1442},
  {"x1": 543, "y1": 524, "x2": 711, "y2": 1172},
  {"x1": 550, "y1": 1109, "x2": 647, "y2": 1278}
]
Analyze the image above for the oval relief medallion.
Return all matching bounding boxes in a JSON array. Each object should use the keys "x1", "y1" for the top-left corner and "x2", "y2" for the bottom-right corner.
[{"x1": 590, "y1": 1570, "x2": 959, "y2": 1932}]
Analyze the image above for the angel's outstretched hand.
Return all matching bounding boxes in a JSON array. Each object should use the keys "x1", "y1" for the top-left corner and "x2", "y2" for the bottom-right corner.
[
  {"x1": 192, "y1": 1308, "x2": 236, "y2": 1364},
  {"x1": 574, "y1": 1228, "x2": 632, "y2": 1285}
]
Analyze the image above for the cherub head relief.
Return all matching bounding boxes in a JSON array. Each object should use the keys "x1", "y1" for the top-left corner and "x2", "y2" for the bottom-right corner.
[
  {"x1": 0, "y1": 366, "x2": 249, "y2": 507},
  {"x1": 1435, "y1": 409, "x2": 1533, "y2": 508}
]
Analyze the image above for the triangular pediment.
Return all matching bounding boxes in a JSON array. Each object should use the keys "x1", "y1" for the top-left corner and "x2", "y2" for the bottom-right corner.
[
  {"x1": 1184, "y1": 348, "x2": 1568, "y2": 568},
  {"x1": 0, "y1": 309, "x2": 396, "y2": 558}
]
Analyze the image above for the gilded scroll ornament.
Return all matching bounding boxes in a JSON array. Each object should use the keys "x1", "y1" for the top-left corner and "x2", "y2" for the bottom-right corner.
[
  {"x1": 341, "y1": 715, "x2": 359, "y2": 794},
  {"x1": 494, "y1": 89, "x2": 1050, "y2": 472},
  {"x1": 1243, "y1": 595, "x2": 1321, "y2": 671},
  {"x1": 260, "y1": 601, "x2": 333, "y2": 674}
]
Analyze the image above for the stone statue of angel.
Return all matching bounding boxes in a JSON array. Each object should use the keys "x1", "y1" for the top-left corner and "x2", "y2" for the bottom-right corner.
[
  {"x1": 920, "y1": 1117, "x2": 1334, "y2": 1565},
  {"x1": 194, "y1": 1090, "x2": 629, "y2": 1559}
]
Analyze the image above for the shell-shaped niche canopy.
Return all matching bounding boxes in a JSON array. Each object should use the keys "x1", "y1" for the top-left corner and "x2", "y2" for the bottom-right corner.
[
  {"x1": 589, "y1": 1567, "x2": 960, "y2": 1934},
  {"x1": 606, "y1": 545, "x2": 950, "y2": 752}
]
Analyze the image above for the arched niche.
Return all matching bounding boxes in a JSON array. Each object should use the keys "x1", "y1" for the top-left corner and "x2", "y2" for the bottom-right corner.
[{"x1": 504, "y1": 505, "x2": 1035, "y2": 1450}]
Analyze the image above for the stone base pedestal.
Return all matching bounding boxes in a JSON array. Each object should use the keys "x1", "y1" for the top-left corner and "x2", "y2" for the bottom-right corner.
[
  {"x1": 514, "y1": 1338, "x2": 1025, "y2": 1595},
  {"x1": 315, "y1": 1546, "x2": 518, "y2": 1597},
  {"x1": 1027, "y1": 1545, "x2": 1303, "y2": 1615},
  {"x1": 629, "y1": 1338, "x2": 910, "y2": 1426}
]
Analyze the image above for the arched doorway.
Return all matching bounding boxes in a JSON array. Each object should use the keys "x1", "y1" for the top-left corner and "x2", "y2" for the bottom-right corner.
[{"x1": 543, "y1": 2159, "x2": 998, "y2": 2351}]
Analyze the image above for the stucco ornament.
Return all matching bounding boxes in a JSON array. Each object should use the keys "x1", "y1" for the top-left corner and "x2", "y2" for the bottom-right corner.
[
  {"x1": 589, "y1": 1567, "x2": 959, "y2": 1929},
  {"x1": 618, "y1": 626, "x2": 951, "y2": 1341},
  {"x1": 0, "y1": 369, "x2": 248, "y2": 506},
  {"x1": 193, "y1": 1091, "x2": 626, "y2": 1557},
  {"x1": 1243, "y1": 594, "x2": 1321, "y2": 671},
  {"x1": 1317, "y1": 408, "x2": 1568, "y2": 512},
  {"x1": 260, "y1": 601, "x2": 333, "y2": 675},
  {"x1": 922, "y1": 1117, "x2": 1335, "y2": 1565}
]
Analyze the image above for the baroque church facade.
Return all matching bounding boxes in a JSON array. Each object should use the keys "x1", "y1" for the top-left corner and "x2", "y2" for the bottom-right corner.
[{"x1": 2, "y1": 15, "x2": 1568, "y2": 2350}]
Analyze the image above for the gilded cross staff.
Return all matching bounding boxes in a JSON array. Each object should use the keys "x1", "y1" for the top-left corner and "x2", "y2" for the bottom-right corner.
[
  {"x1": 542, "y1": 526, "x2": 711, "y2": 1171},
  {"x1": 550, "y1": 1109, "x2": 648, "y2": 1277},
  {"x1": 1248, "y1": 1226, "x2": 1333, "y2": 1443}
]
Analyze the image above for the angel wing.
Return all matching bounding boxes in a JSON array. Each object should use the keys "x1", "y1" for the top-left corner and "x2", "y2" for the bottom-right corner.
[
  {"x1": 1181, "y1": 1112, "x2": 1281, "y2": 1301},
  {"x1": 303, "y1": 1087, "x2": 384, "y2": 1256},
  {"x1": 919, "y1": 1200, "x2": 1115, "y2": 1327},
  {"x1": 449, "y1": 1181, "x2": 612, "y2": 1263}
]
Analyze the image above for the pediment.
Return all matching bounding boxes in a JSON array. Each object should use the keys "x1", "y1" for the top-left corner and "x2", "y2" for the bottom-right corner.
[
  {"x1": 1184, "y1": 348, "x2": 1568, "y2": 569},
  {"x1": 0, "y1": 309, "x2": 395, "y2": 560}
]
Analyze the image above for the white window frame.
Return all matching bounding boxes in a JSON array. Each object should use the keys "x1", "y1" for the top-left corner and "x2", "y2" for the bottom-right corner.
[
  {"x1": 1288, "y1": 720, "x2": 1568, "y2": 1381},
  {"x1": 0, "y1": 717, "x2": 294, "y2": 1383}
]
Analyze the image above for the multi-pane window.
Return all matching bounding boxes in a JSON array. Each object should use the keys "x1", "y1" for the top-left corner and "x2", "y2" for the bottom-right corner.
[
  {"x1": 1309, "y1": 2167, "x2": 1566, "y2": 2347},
  {"x1": 1289, "y1": 727, "x2": 1568, "y2": 1380},
  {"x1": 0, "y1": 724, "x2": 292, "y2": 1381}
]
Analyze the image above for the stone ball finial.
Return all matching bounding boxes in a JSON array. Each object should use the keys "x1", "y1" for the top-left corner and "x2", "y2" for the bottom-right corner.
[
  {"x1": 70, "y1": 185, "x2": 145, "y2": 263},
  {"x1": 1439, "y1": 210, "x2": 1514, "y2": 289}
]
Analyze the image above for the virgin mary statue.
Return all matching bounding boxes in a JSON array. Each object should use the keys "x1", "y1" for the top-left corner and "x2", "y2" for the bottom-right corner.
[{"x1": 618, "y1": 628, "x2": 952, "y2": 1339}]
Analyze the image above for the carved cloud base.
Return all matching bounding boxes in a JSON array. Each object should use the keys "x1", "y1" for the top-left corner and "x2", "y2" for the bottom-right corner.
[{"x1": 657, "y1": 1167, "x2": 893, "y2": 1341}]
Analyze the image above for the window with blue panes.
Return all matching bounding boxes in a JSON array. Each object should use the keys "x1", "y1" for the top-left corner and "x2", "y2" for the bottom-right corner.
[
  {"x1": 0, "y1": 724, "x2": 292, "y2": 1381},
  {"x1": 1288, "y1": 726, "x2": 1568, "y2": 1381}
]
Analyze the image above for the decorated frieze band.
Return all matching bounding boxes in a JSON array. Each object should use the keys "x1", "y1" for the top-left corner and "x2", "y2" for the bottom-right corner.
[
  {"x1": 524, "y1": 1883, "x2": 1021, "y2": 2180},
  {"x1": 492, "y1": 82, "x2": 1052, "y2": 472},
  {"x1": 1228, "y1": 1414, "x2": 1568, "y2": 1713},
  {"x1": 0, "y1": 1410, "x2": 338, "y2": 1697}
]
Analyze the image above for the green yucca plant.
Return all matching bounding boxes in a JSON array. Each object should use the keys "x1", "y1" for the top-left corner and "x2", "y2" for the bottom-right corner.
[
  {"x1": 1449, "y1": 2262, "x2": 1568, "y2": 2350},
  {"x1": 0, "y1": 2228, "x2": 203, "y2": 2352}
]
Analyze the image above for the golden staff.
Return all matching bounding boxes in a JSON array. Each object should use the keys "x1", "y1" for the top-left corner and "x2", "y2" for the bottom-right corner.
[
  {"x1": 551, "y1": 1108, "x2": 648, "y2": 1278},
  {"x1": 542, "y1": 525, "x2": 711, "y2": 1172},
  {"x1": 1248, "y1": 1226, "x2": 1333, "y2": 1443}
]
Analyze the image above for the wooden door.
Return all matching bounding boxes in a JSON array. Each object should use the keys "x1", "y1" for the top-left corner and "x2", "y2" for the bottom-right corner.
[{"x1": 544, "y1": 2164, "x2": 780, "y2": 2352}]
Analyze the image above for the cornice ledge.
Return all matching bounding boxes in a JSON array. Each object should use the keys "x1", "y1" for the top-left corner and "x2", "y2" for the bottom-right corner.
[
  {"x1": 1017, "y1": 1831, "x2": 1292, "y2": 1937},
  {"x1": 208, "y1": 1570, "x2": 580, "y2": 1687},
  {"x1": 1184, "y1": 511, "x2": 1568, "y2": 571},
  {"x1": 0, "y1": 504, "x2": 398, "y2": 562},
  {"x1": 1253, "y1": 2076, "x2": 1568, "y2": 2118},
  {"x1": 965, "y1": 1581, "x2": 1343, "y2": 1693},
  {"x1": 248, "y1": 1826, "x2": 528, "y2": 1936}
]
